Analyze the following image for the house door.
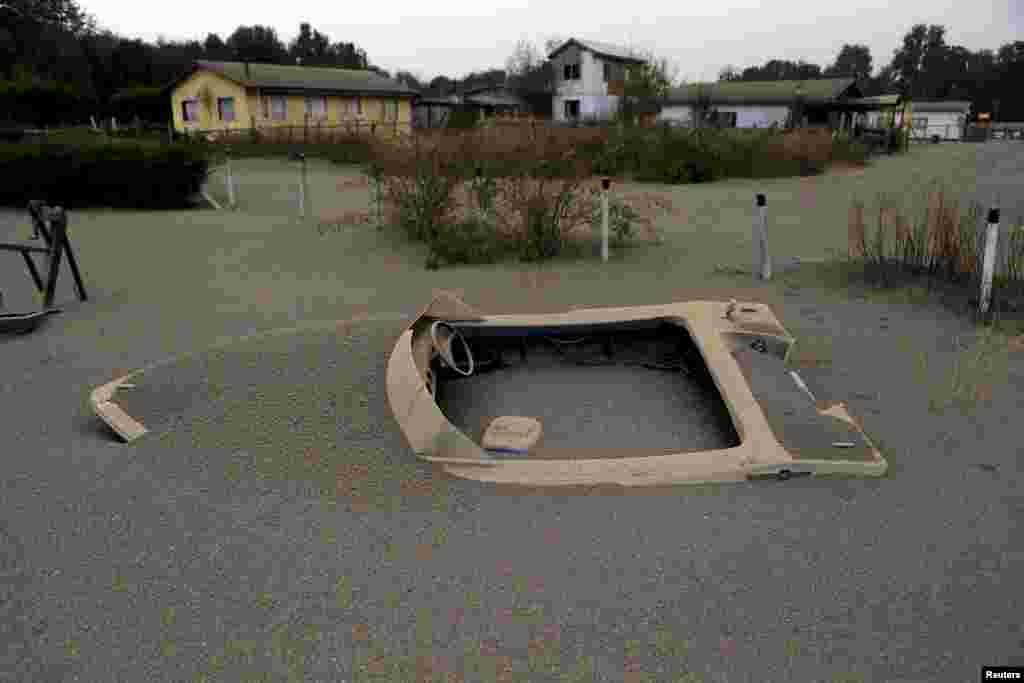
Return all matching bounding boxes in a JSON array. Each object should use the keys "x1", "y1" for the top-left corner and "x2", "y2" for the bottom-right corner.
[{"x1": 564, "y1": 100, "x2": 580, "y2": 120}]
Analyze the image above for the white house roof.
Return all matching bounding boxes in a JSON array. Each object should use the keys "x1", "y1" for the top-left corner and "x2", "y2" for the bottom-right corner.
[
  {"x1": 911, "y1": 100, "x2": 972, "y2": 114},
  {"x1": 547, "y1": 38, "x2": 647, "y2": 64}
]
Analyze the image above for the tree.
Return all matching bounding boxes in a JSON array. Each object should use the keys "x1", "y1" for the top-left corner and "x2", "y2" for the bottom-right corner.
[
  {"x1": 328, "y1": 41, "x2": 368, "y2": 70},
  {"x1": 889, "y1": 23, "x2": 946, "y2": 97},
  {"x1": 393, "y1": 70, "x2": 425, "y2": 91},
  {"x1": 456, "y1": 68, "x2": 507, "y2": 94},
  {"x1": 825, "y1": 43, "x2": 872, "y2": 81},
  {"x1": 202, "y1": 33, "x2": 229, "y2": 60},
  {"x1": 426, "y1": 75, "x2": 456, "y2": 96},
  {"x1": 288, "y1": 22, "x2": 333, "y2": 67},
  {"x1": 719, "y1": 65, "x2": 741, "y2": 81},
  {"x1": 624, "y1": 49, "x2": 679, "y2": 99},
  {"x1": 736, "y1": 59, "x2": 822, "y2": 81},
  {"x1": 225, "y1": 25, "x2": 288, "y2": 64},
  {"x1": 506, "y1": 39, "x2": 542, "y2": 78},
  {"x1": 0, "y1": 0, "x2": 96, "y2": 36},
  {"x1": 505, "y1": 39, "x2": 551, "y2": 94}
]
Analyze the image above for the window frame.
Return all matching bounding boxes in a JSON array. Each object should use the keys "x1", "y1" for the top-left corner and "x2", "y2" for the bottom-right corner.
[
  {"x1": 181, "y1": 98, "x2": 199, "y2": 123},
  {"x1": 603, "y1": 62, "x2": 611, "y2": 82},
  {"x1": 269, "y1": 95, "x2": 287, "y2": 121},
  {"x1": 563, "y1": 63, "x2": 580, "y2": 81},
  {"x1": 216, "y1": 96, "x2": 236, "y2": 123},
  {"x1": 305, "y1": 94, "x2": 328, "y2": 119},
  {"x1": 564, "y1": 99, "x2": 580, "y2": 119}
]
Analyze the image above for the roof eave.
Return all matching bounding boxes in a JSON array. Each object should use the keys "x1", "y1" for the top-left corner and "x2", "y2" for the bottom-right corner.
[
  {"x1": 547, "y1": 38, "x2": 646, "y2": 64},
  {"x1": 245, "y1": 82, "x2": 416, "y2": 96},
  {"x1": 591, "y1": 51, "x2": 646, "y2": 65}
]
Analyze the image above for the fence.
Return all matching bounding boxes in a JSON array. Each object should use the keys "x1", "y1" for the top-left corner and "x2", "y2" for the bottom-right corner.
[{"x1": 181, "y1": 120, "x2": 410, "y2": 145}]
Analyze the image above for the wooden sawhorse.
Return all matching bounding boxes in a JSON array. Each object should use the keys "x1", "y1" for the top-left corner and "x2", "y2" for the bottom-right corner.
[{"x1": 0, "y1": 201, "x2": 88, "y2": 310}]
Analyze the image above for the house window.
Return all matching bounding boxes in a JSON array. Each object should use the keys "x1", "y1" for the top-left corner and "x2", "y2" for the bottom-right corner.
[
  {"x1": 181, "y1": 98, "x2": 199, "y2": 123},
  {"x1": 382, "y1": 99, "x2": 399, "y2": 121},
  {"x1": 269, "y1": 96, "x2": 287, "y2": 121},
  {"x1": 564, "y1": 100, "x2": 580, "y2": 119},
  {"x1": 305, "y1": 95, "x2": 327, "y2": 119},
  {"x1": 563, "y1": 63, "x2": 580, "y2": 81},
  {"x1": 216, "y1": 97, "x2": 235, "y2": 122},
  {"x1": 603, "y1": 63, "x2": 611, "y2": 81},
  {"x1": 261, "y1": 96, "x2": 269, "y2": 119}
]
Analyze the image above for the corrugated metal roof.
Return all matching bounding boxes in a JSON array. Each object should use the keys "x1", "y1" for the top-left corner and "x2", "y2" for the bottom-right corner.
[
  {"x1": 911, "y1": 100, "x2": 971, "y2": 113},
  {"x1": 547, "y1": 38, "x2": 647, "y2": 63},
  {"x1": 192, "y1": 60, "x2": 417, "y2": 96},
  {"x1": 665, "y1": 78, "x2": 858, "y2": 106}
]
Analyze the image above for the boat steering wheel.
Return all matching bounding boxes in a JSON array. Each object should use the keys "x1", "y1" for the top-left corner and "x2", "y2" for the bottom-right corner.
[{"x1": 430, "y1": 320, "x2": 475, "y2": 377}]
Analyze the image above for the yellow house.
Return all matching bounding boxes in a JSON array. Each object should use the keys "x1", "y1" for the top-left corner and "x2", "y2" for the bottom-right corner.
[{"x1": 167, "y1": 60, "x2": 417, "y2": 136}]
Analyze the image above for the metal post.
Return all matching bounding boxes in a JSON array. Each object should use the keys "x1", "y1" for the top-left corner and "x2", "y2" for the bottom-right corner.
[
  {"x1": 225, "y1": 146, "x2": 236, "y2": 209},
  {"x1": 299, "y1": 153, "x2": 308, "y2": 220},
  {"x1": 979, "y1": 207, "x2": 1000, "y2": 316},
  {"x1": 474, "y1": 166, "x2": 484, "y2": 223},
  {"x1": 754, "y1": 194, "x2": 771, "y2": 280},
  {"x1": 601, "y1": 177, "x2": 610, "y2": 263}
]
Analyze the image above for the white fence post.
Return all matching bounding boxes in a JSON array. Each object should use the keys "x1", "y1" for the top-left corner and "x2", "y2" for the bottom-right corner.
[
  {"x1": 600, "y1": 177, "x2": 610, "y2": 263},
  {"x1": 979, "y1": 207, "x2": 1000, "y2": 316},
  {"x1": 754, "y1": 193, "x2": 771, "y2": 280},
  {"x1": 294, "y1": 152, "x2": 307, "y2": 219}
]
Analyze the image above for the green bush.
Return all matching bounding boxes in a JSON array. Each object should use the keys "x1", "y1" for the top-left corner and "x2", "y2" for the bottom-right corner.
[
  {"x1": 0, "y1": 79, "x2": 96, "y2": 127},
  {"x1": 390, "y1": 160, "x2": 460, "y2": 243},
  {"x1": 427, "y1": 214, "x2": 506, "y2": 267},
  {"x1": 0, "y1": 140, "x2": 212, "y2": 209},
  {"x1": 519, "y1": 202, "x2": 561, "y2": 261},
  {"x1": 210, "y1": 136, "x2": 375, "y2": 165},
  {"x1": 446, "y1": 106, "x2": 480, "y2": 130},
  {"x1": 108, "y1": 86, "x2": 168, "y2": 125}
]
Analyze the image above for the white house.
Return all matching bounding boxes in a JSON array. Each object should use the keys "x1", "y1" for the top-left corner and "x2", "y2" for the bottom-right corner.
[
  {"x1": 547, "y1": 38, "x2": 647, "y2": 122},
  {"x1": 908, "y1": 101, "x2": 971, "y2": 141},
  {"x1": 658, "y1": 78, "x2": 863, "y2": 129}
]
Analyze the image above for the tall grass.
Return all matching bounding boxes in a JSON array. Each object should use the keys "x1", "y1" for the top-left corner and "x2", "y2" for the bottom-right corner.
[{"x1": 847, "y1": 180, "x2": 1023, "y2": 311}]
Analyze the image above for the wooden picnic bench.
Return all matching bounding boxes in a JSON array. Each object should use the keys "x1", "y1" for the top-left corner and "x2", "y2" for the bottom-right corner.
[{"x1": 0, "y1": 200, "x2": 87, "y2": 310}]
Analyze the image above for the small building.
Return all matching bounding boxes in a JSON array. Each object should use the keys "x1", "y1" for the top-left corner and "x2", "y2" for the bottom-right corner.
[
  {"x1": 166, "y1": 60, "x2": 418, "y2": 136},
  {"x1": 845, "y1": 94, "x2": 908, "y2": 130},
  {"x1": 463, "y1": 86, "x2": 528, "y2": 118},
  {"x1": 412, "y1": 94, "x2": 460, "y2": 129},
  {"x1": 547, "y1": 38, "x2": 647, "y2": 123},
  {"x1": 659, "y1": 78, "x2": 863, "y2": 129},
  {"x1": 906, "y1": 100, "x2": 971, "y2": 141},
  {"x1": 412, "y1": 86, "x2": 529, "y2": 128}
]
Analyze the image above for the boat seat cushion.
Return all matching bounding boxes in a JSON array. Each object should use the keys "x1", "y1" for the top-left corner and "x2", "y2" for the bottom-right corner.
[{"x1": 482, "y1": 416, "x2": 543, "y2": 455}]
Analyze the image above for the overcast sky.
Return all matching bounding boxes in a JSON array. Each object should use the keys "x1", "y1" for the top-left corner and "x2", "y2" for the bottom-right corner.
[{"x1": 81, "y1": 0, "x2": 1022, "y2": 83}]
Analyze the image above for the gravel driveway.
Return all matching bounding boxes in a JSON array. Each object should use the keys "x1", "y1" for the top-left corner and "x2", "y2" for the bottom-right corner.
[{"x1": 1, "y1": 144, "x2": 1022, "y2": 682}]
